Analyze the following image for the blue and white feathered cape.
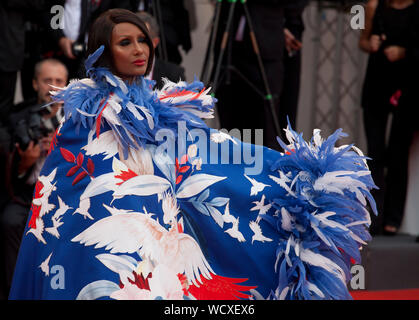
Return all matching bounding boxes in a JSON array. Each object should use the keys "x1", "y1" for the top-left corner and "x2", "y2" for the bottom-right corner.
[{"x1": 9, "y1": 47, "x2": 377, "y2": 300}]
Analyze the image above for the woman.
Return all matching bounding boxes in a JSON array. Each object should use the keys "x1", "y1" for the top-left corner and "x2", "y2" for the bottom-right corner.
[
  {"x1": 9, "y1": 9, "x2": 376, "y2": 300},
  {"x1": 359, "y1": 0, "x2": 417, "y2": 235}
]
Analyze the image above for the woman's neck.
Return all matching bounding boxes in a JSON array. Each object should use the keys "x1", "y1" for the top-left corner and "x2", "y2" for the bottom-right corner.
[
  {"x1": 123, "y1": 77, "x2": 136, "y2": 85},
  {"x1": 121, "y1": 76, "x2": 141, "y2": 86}
]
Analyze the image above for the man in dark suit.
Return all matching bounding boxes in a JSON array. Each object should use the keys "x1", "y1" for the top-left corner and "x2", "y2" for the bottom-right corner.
[
  {"x1": 212, "y1": 0, "x2": 293, "y2": 150},
  {"x1": 0, "y1": 1, "x2": 45, "y2": 125},
  {"x1": 136, "y1": 11, "x2": 186, "y2": 89},
  {"x1": 0, "y1": 5, "x2": 45, "y2": 295},
  {"x1": 277, "y1": 0, "x2": 309, "y2": 141}
]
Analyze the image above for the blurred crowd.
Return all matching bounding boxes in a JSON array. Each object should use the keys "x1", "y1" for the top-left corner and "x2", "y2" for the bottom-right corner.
[
  {"x1": 0, "y1": 0, "x2": 193, "y2": 300},
  {"x1": 0, "y1": 0, "x2": 418, "y2": 300}
]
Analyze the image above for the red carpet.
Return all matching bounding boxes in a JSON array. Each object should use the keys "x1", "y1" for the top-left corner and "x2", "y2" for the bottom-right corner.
[{"x1": 351, "y1": 289, "x2": 419, "y2": 300}]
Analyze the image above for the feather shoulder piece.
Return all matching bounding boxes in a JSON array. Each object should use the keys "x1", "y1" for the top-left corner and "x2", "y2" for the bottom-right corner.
[
  {"x1": 51, "y1": 46, "x2": 216, "y2": 159},
  {"x1": 263, "y1": 124, "x2": 377, "y2": 299}
]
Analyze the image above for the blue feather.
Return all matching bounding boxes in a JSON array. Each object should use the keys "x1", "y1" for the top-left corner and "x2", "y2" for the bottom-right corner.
[
  {"x1": 266, "y1": 124, "x2": 377, "y2": 299},
  {"x1": 52, "y1": 50, "x2": 216, "y2": 160}
]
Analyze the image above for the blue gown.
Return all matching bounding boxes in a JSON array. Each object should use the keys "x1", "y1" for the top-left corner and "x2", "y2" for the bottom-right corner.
[{"x1": 9, "y1": 47, "x2": 376, "y2": 300}]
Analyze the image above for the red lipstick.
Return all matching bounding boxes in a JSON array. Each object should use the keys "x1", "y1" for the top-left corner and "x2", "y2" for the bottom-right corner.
[{"x1": 133, "y1": 59, "x2": 146, "y2": 66}]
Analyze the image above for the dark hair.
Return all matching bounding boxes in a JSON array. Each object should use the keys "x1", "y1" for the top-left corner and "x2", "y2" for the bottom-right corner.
[{"x1": 87, "y1": 8, "x2": 155, "y2": 76}]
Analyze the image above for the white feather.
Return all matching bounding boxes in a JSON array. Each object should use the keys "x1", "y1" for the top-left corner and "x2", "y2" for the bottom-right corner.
[
  {"x1": 104, "y1": 74, "x2": 118, "y2": 87},
  {"x1": 103, "y1": 204, "x2": 133, "y2": 216},
  {"x1": 101, "y1": 104, "x2": 122, "y2": 126},
  {"x1": 177, "y1": 106, "x2": 214, "y2": 119},
  {"x1": 313, "y1": 171, "x2": 369, "y2": 205},
  {"x1": 306, "y1": 280, "x2": 325, "y2": 298},
  {"x1": 269, "y1": 174, "x2": 296, "y2": 197},
  {"x1": 126, "y1": 101, "x2": 144, "y2": 121},
  {"x1": 312, "y1": 129, "x2": 323, "y2": 147},
  {"x1": 285, "y1": 236, "x2": 293, "y2": 267},
  {"x1": 284, "y1": 126, "x2": 295, "y2": 144},
  {"x1": 348, "y1": 231, "x2": 367, "y2": 245},
  {"x1": 76, "y1": 109, "x2": 96, "y2": 117},
  {"x1": 107, "y1": 97, "x2": 122, "y2": 114},
  {"x1": 281, "y1": 207, "x2": 293, "y2": 232},
  {"x1": 81, "y1": 130, "x2": 118, "y2": 160},
  {"x1": 299, "y1": 248, "x2": 346, "y2": 283},
  {"x1": 138, "y1": 106, "x2": 154, "y2": 129},
  {"x1": 315, "y1": 211, "x2": 349, "y2": 231}
]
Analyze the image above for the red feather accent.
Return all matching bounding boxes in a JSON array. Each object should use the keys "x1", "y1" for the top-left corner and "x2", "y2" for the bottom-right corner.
[
  {"x1": 72, "y1": 171, "x2": 88, "y2": 186},
  {"x1": 180, "y1": 154, "x2": 188, "y2": 165},
  {"x1": 177, "y1": 273, "x2": 189, "y2": 296},
  {"x1": 191, "y1": 87, "x2": 206, "y2": 101},
  {"x1": 115, "y1": 169, "x2": 138, "y2": 185},
  {"x1": 187, "y1": 274, "x2": 257, "y2": 300},
  {"x1": 66, "y1": 165, "x2": 81, "y2": 177},
  {"x1": 60, "y1": 147, "x2": 76, "y2": 163},
  {"x1": 96, "y1": 94, "x2": 113, "y2": 138},
  {"x1": 34, "y1": 180, "x2": 43, "y2": 198},
  {"x1": 177, "y1": 222, "x2": 183, "y2": 233},
  {"x1": 160, "y1": 88, "x2": 203, "y2": 101},
  {"x1": 48, "y1": 128, "x2": 60, "y2": 155},
  {"x1": 76, "y1": 152, "x2": 84, "y2": 167},
  {"x1": 28, "y1": 181, "x2": 44, "y2": 229},
  {"x1": 176, "y1": 175, "x2": 183, "y2": 185},
  {"x1": 175, "y1": 157, "x2": 180, "y2": 172},
  {"x1": 338, "y1": 247, "x2": 356, "y2": 265},
  {"x1": 160, "y1": 89, "x2": 186, "y2": 100},
  {"x1": 128, "y1": 271, "x2": 152, "y2": 290},
  {"x1": 87, "y1": 158, "x2": 95, "y2": 175},
  {"x1": 285, "y1": 148, "x2": 295, "y2": 156},
  {"x1": 178, "y1": 165, "x2": 190, "y2": 173},
  {"x1": 28, "y1": 204, "x2": 41, "y2": 229}
]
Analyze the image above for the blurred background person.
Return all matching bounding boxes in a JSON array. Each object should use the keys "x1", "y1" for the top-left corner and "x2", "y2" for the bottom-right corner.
[
  {"x1": 0, "y1": 1, "x2": 45, "y2": 298},
  {"x1": 212, "y1": 0, "x2": 293, "y2": 149},
  {"x1": 136, "y1": 10, "x2": 186, "y2": 89},
  {"x1": 400, "y1": 0, "x2": 419, "y2": 240},
  {"x1": 0, "y1": 1, "x2": 45, "y2": 124},
  {"x1": 359, "y1": 0, "x2": 417, "y2": 235},
  {"x1": 1, "y1": 59, "x2": 68, "y2": 297},
  {"x1": 277, "y1": 0, "x2": 309, "y2": 140}
]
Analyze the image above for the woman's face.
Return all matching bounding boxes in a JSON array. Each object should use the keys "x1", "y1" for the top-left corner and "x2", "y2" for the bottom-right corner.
[{"x1": 110, "y1": 22, "x2": 150, "y2": 81}]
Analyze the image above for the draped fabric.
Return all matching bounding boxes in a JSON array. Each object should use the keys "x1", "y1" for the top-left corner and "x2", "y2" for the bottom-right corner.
[{"x1": 9, "y1": 47, "x2": 376, "y2": 300}]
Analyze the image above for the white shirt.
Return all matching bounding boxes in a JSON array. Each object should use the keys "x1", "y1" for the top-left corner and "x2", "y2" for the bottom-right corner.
[
  {"x1": 63, "y1": 0, "x2": 82, "y2": 41},
  {"x1": 145, "y1": 58, "x2": 156, "y2": 81},
  {"x1": 137, "y1": 0, "x2": 146, "y2": 11}
]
